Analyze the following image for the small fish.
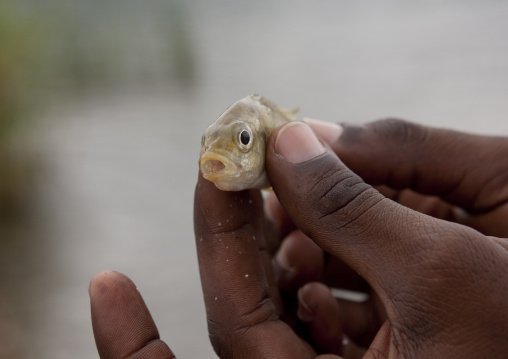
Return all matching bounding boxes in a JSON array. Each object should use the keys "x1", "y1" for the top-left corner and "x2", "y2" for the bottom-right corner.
[{"x1": 199, "y1": 94, "x2": 298, "y2": 191}]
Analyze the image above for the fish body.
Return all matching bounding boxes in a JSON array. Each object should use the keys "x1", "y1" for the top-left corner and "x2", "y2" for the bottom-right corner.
[{"x1": 199, "y1": 94, "x2": 297, "y2": 191}]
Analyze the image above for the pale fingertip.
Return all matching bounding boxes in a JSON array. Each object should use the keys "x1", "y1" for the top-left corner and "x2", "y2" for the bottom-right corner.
[
  {"x1": 275, "y1": 242, "x2": 294, "y2": 272},
  {"x1": 297, "y1": 285, "x2": 316, "y2": 322},
  {"x1": 264, "y1": 191, "x2": 280, "y2": 223},
  {"x1": 274, "y1": 122, "x2": 326, "y2": 164},
  {"x1": 302, "y1": 118, "x2": 343, "y2": 145}
]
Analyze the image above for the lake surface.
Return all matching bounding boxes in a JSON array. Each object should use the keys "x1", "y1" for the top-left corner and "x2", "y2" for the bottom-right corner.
[{"x1": 1, "y1": 1, "x2": 508, "y2": 358}]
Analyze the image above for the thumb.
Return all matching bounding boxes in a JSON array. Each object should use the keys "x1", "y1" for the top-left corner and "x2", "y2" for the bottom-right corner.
[{"x1": 266, "y1": 122, "x2": 470, "y2": 304}]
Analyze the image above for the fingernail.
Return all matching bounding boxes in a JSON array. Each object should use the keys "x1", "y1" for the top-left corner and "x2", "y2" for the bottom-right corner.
[
  {"x1": 275, "y1": 246, "x2": 293, "y2": 272},
  {"x1": 297, "y1": 286, "x2": 315, "y2": 322},
  {"x1": 302, "y1": 118, "x2": 343, "y2": 145},
  {"x1": 275, "y1": 122, "x2": 326, "y2": 163}
]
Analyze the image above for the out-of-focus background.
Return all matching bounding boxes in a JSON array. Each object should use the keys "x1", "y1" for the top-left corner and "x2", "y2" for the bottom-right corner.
[{"x1": 1, "y1": 0, "x2": 507, "y2": 358}]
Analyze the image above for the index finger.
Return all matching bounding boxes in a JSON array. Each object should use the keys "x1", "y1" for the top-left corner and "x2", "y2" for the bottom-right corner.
[
  {"x1": 306, "y1": 118, "x2": 508, "y2": 213},
  {"x1": 193, "y1": 174, "x2": 312, "y2": 358}
]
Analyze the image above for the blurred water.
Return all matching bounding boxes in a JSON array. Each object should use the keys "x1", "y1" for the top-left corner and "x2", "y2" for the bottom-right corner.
[{"x1": 1, "y1": 1, "x2": 508, "y2": 358}]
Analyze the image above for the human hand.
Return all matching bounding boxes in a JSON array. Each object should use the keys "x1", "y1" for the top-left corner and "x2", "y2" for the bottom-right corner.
[
  {"x1": 263, "y1": 119, "x2": 508, "y2": 358},
  {"x1": 90, "y1": 119, "x2": 508, "y2": 358}
]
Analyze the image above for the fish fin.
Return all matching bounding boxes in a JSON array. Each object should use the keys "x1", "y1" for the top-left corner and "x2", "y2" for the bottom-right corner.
[
  {"x1": 279, "y1": 106, "x2": 299, "y2": 122},
  {"x1": 250, "y1": 94, "x2": 299, "y2": 122}
]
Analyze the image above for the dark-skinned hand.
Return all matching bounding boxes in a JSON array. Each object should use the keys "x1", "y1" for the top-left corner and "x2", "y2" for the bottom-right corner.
[{"x1": 90, "y1": 118, "x2": 508, "y2": 358}]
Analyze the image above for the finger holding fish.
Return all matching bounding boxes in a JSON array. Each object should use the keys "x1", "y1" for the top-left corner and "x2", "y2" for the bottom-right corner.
[{"x1": 193, "y1": 173, "x2": 316, "y2": 358}]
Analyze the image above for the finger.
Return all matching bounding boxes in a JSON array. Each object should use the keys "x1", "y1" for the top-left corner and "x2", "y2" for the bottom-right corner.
[
  {"x1": 274, "y1": 230, "x2": 324, "y2": 327},
  {"x1": 299, "y1": 283, "x2": 384, "y2": 348},
  {"x1": 275, "y1": 230, "x2": 369, "y2": 295},
  {"x1": 263, "y1": 191, "x2": 294, "y2": 255},
  {"x1": 306, "y1": 118, "x2": 508, "y2": 213},
  {"x1": 275, "y1": 230, "x2": 324, "y2": 292},
  {"x1": 89, "y1": 271, "x2": 175, "y2": 359},
  {"x1": 297, "y1": 282, "x2": 366, "y2": 358},
  {"x1": 322, "y1": 258, "x2": 370, "y2": 294},
  {"x1": 376, "y1": 185, "x2": 508, "y2": 238},
  {"x1": 266, "y1": 122, "x2": 481, "y2": 306},
  {"x1": 265, "y1": 191, "x2": 296, "y2": 239},
  {"x1": 376, "y1": 186, "x2": 458, "y2": 222},
  {"x1": 268, "y1": 195, "x2": 369, "y2": 293},
  {"x1": 193, "y1": 174, "x2": 312, "y2": 358}
]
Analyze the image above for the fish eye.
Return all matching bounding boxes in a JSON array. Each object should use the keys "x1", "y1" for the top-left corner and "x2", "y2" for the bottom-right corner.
[
  {"x1": 240, "y1": 130, "x2": 250, "y2": 146},
  {"x1": 237, "y1": 127, "x2": 253, "y2": 150}
]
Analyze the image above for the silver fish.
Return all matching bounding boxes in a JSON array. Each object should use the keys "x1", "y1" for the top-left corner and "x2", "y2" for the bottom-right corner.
[{"x1": 199, "y1": 94, "x2": 298, "y2": 191}]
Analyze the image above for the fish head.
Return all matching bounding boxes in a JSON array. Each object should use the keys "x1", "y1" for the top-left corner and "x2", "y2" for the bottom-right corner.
[{"x1": 199, "y1": 97, "x2": 270, "y2": 191}]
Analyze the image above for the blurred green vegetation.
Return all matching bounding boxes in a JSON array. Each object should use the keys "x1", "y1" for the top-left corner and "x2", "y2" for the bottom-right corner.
[
  {"x1": 27, "y1": 0, "x2": 197, "y2": 90},
  {"x1": 0, "y1": 3, "x2": 41, "y2": 141},
  {"x1": 0, "y1": 0, "x2": 196, "y2": 215},
  {"x1": 0, "y1": 3, "x2": 44, "y2": 215}
]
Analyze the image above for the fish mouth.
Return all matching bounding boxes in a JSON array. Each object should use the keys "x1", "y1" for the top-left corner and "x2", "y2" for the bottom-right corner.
[{"x1": 199, "y1": 151, "x2": 236, "y2": 182}]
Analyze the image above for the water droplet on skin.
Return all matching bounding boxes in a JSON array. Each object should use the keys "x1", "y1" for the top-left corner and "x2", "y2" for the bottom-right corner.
[
  {"x1": 218, "y1": 222, "x2": 221, "y2": 226},
  {"x1": 245, "y1": 274, "x2": 249, "y2": 278},
  {"x1": 226, "y1": 219, "x2": 229, "y2": 223},
  {"x1": 215, "y1": 297, "x2": 218, "y2": 301},
  {"x1": 229, "y1": 204, "x2": 233, "y2": 207},
  {"x1": 248, "y1": 199, "x2": 253, "y2": 204},
  {"x1": 252, "y1": 236, "x2": 256, "y2": 240}
]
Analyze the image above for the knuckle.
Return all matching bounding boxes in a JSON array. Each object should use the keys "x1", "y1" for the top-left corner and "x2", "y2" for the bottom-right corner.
[
  {"x1": 303, "y1": 163, "x2": 384, "y2": 233},
  {"x1": 206, "y1": 297, "x2": 277, "y2": 358},
  {"x1": 313, "y1": 167, "x2": 372, "y2": 217},
  {"x1": 367, "y1": 118, "x2": 429, "y2": 146}
]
